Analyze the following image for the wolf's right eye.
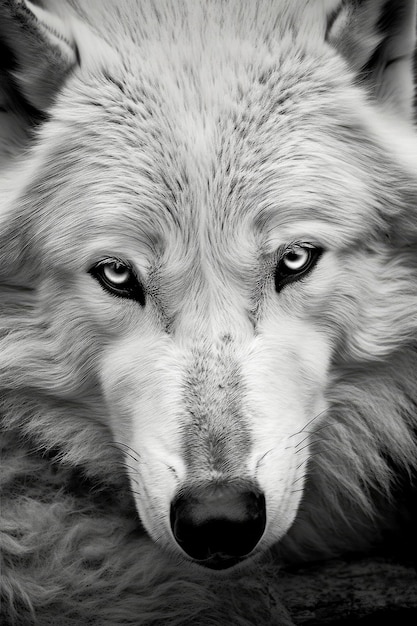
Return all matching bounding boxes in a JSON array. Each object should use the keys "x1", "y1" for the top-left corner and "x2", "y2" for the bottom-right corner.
[
  {"x1": 275, "y1": 245, "x2": 322, "y2": 292},
  {"x1": 89, "y1": 259, "x2": 146, "y2": 305}
]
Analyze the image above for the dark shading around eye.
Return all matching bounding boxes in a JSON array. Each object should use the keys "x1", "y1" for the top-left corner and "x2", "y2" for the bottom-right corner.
[
  {"x1": 275, "y1": 247, "x2": 323, "y2": 293},
  {"x1": 89, "y1": 261, "x2": 146, "y2": 305}
]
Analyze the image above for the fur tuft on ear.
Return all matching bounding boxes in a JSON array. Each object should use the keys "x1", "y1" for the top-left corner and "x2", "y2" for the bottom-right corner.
[
  {"x1": 0, "y1": 0, "x2": 78, "y2": 116},
  {"x1": 326, "y1": 0, "x2": 416, "y2": 121}
]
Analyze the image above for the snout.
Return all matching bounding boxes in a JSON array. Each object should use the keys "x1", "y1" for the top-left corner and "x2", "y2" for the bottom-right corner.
[{"x1": 170, "y1": 482, "x2": 266, "y2": 569}]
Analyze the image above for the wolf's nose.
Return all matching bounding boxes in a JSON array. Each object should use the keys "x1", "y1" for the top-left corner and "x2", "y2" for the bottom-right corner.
[{"x1": 170, "y1": 484, "x2": 266, "y2": 569}]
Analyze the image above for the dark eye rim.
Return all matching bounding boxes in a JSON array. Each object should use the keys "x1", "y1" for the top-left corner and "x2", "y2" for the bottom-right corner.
[
  {"x1": 275, "y1": 245, "x2": 323, "y2": 292},
  {"x1": 89, "y1": 258, "x2": 146, "y2": 305}
]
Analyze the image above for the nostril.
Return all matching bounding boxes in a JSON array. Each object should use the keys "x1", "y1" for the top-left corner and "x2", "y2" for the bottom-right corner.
[{"x1": 170, "y1": 486, "x2": 266, "y2": 567}]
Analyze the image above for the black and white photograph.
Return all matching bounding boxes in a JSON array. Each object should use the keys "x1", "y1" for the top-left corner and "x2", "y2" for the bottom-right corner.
[{"x1": 1, "y1": 1, "x2": 417, "y2": 624}]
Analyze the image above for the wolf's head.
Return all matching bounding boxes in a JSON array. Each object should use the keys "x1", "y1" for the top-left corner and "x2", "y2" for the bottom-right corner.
[{"x1": 1, "y1": 0, "x2": 417, "y2": 571}]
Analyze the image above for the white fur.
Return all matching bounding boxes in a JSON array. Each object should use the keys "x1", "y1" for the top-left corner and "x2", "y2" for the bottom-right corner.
[{"x1": 1, "y1": 0, "x2": 417, "y2": 623}]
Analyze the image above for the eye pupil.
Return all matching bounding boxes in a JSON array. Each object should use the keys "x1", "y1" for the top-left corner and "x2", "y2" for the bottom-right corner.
[
  {"x1": 275, "y1": 245, "x2": 322, "y2": 292},
  {"x1": 104, "y1": 262, "x2": 130, "y2": 284},
  {"x1": 283, "y1": 248, "x2": 309, "y2": 271},
  {"x1": 90, "y1": 259, "x2": 146, "y2": 305}
]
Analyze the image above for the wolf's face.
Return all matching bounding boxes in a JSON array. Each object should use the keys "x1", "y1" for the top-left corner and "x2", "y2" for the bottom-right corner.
[{"x1": 1, "y1": 0, "x2": 417, "y2": 570}]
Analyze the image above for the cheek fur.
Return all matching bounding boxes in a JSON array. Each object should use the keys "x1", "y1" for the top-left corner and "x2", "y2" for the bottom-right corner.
[
  {"x1": 99, "y1": 333, "x2": 186, "y2": 441},
  {"x1": 240, "y1": 323, "x2": 330, "y2": 542}
]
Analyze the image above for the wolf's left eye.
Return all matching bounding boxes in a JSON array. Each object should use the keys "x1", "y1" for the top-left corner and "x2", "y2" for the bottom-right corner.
[
  {"x1": 89, "y1": 260, "x2": 145, "y2": 305},
  {"x1": 275, "y1": 245, "x2": 322, "y2": 292}
]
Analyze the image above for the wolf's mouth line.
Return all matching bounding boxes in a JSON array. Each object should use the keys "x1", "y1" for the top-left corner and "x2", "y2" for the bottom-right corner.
[{"x1": 191, "y1": 553, "x2": 245, "y2": 570}]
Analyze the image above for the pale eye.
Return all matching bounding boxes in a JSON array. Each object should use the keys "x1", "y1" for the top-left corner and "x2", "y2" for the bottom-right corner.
[
  {"x1": 103, "y1": 262, "x2": 131, "y2": 286},
  {"x1": 282, "y1": 248, "x2": 311, "y2": 272},
  {"x1": 275, "y1": 245, "x2": 323, "y2": 292},
  {"x1": 89, "y1": 259, "x2": 146, "y2": 305}
]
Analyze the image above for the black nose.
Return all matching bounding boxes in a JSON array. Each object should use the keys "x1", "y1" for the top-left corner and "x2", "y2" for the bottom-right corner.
[{"x1": 170, "y1": 483, "x2": 266, "y2": 569}]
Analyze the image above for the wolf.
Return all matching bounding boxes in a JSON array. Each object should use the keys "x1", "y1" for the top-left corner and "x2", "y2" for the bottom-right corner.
[{"x1": 1, "y1": 0, "x2": 417, "y2": 610}]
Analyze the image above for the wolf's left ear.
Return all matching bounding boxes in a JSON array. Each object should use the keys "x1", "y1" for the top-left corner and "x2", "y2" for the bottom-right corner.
[
  {"x1": 326, "y1": 0, "x2": 416, "y2": 121},
  {"x1": 0, "y1": 0, "x2": 79, "y2": 117}
]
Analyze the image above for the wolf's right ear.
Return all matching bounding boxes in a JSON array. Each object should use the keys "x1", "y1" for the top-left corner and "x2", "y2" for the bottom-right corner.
[
  {"x1": 0, "y1": 0, "x2": 79, "y2": 122},
  {"x1": 326, "y1": 0, "x2": 416, "y2": 121}
]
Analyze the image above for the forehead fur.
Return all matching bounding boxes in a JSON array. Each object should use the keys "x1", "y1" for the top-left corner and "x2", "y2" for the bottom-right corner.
[
  {"x1": 69, "y1": 0, "x2": 340, "y2": 43},
  {"x1": 13, "y1": 0, "x2": 412, "y2": 268}
]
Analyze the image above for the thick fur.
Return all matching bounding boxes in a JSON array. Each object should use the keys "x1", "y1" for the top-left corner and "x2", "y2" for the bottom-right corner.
[{"x1": 1, "y1": 0, "x2": 417, "y2": 624}]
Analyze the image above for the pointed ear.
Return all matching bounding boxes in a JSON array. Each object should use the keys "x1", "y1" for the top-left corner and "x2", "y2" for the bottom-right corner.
[
  {"x1": 327, "y1": 0, "x2": 416, "y2": 121},
  {"x1": 0, "y1": 0, "x2": 79, "y2": 119}
]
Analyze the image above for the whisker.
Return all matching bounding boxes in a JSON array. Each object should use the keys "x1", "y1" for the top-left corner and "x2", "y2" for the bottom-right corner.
[
  {"x1": 113, "y1": 441, "x2": 134, "y2": 449},
  {"x1": 288, "y1": 409, "x2": 328, "y2": 439},
  {"x1": 294, "y1": 433, "x2": 310, "y2": 449},
  {"x1": 298, "y1": 449, "x2": 330, "y2": 462},
  {"x1": 295, "y1": 426, "x2": 334, "y2": 449},
  {"x1": 121, "y1": 462, "x2": 140, "y2": 475},
  {"x1": 112, "y1": 441, "x2": 140, "y2": 453},
  {"x1": 111, "y1": 441, "x2": 141, "y2": 464},
  {"x1": 292, "y1": 442, "x2": 311, "y2": 455},
  {"x1": 111, "y1": 457, "x2": 140, "y2": 472},
  {"x1": 291, "y1": 473, "x2": 307, "y2": 486},
  {"x1": 294, "y1": 458, "x2": 309, "y2": 470},
  {"x1": 295, "y1": 435, "x2": 332, "y2": 450},
  {"x1": 256, "y1": 448, "x2": 275, "y2": 471},
  {"x1": 285, "y1": 437, "x2": 330, "y2": 452},
  {"x1": 301, "y1": 423, "x2": 334, "y2": 437},
  {"x1": 129, "y1": 490, "x2": 144, "y2": 499},
  {"x1": 152, "y1": 532, "x2": 167, "y2": 548}
]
